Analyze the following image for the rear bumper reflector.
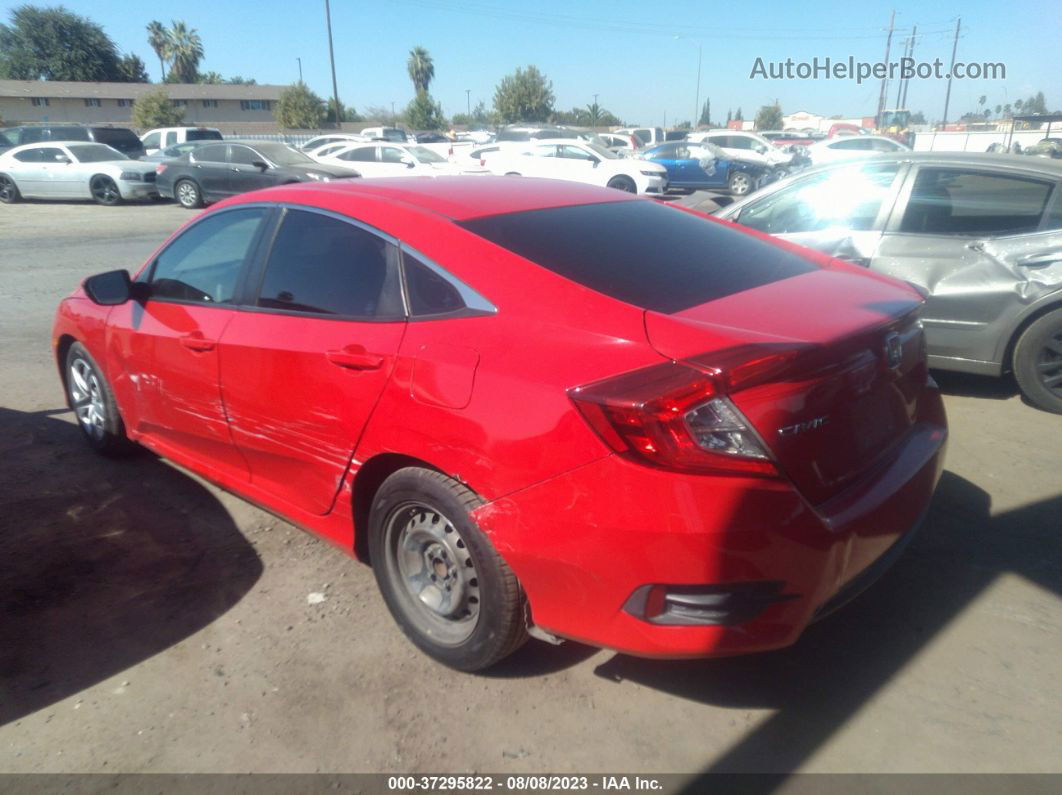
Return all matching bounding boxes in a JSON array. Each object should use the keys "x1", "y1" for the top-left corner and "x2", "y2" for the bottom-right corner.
[{"x1": 623, "y1": 581, "x2": 799, "y2": 627}]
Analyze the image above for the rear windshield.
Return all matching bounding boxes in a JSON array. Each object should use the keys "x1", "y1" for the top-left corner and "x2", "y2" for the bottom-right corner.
[
  {"x1": 459, "y1": 201, "x2": 816, "y2": 314},
  {"x1": 187, "y1": 129, "x2": 223, "y2": 141}
]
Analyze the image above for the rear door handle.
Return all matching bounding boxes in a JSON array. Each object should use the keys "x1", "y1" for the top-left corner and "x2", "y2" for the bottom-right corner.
[
  {"x1": 180, "y1": 334, "x2": 216, "y2": 352},
  {"x1": 326, "y1": 349, "x2": 384, "y2": 370}
]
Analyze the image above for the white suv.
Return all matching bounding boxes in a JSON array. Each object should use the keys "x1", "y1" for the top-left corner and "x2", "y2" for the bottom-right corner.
[
  {"x1": 140, "y1": 127, "x2": 223, "y2": 155},
  {"x1": 486, "y1": 139, "x2": 667, "y2": 194}
]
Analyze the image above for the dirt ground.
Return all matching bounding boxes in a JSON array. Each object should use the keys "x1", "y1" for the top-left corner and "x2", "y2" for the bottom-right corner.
[{"x1": 0, "y1": 199, "x2": 1059, "y2": 777}]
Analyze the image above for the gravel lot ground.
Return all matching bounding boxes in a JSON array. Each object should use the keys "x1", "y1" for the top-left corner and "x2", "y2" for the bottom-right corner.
[{"x1": 1, "y1": 198, "x2": 1059, "y2": 777}]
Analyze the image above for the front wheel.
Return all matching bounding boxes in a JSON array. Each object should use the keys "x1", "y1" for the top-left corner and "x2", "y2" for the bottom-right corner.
[
  {"x1": 1013, "y1": 308, "x2": 1062, "y2": 413},
  {"x1": 64, "y1": 342, "x2": 134, "y2": 456},
  {"x1": 728, "y1": 171, "x2": 753, "y2": 196},
  {"x1": 368, "y1": 467, "x2": 528, "y2": 671},
  {"x1": 607, "y1": 175, "x2": 637, "y2": 193},
  {"x1": 90, "y1": 176, "x2": 122, "y2": 206},
  {"x1": 174, "y1": 179, "x2": 204, "y2": 209}
]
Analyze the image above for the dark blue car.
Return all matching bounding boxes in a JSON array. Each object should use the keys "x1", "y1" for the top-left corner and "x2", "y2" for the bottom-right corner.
[{"x1": 641, "y1": 141, "x2": 768, "y2": 196}]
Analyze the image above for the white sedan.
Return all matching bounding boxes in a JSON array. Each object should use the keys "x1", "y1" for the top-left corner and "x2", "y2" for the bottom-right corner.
[
  {"x1": 0, "y1": 142, "x2": 159, "y2": 205},
  {"x1": 805, "y1": 135, "x2": 910, "y2": 165},
  {"x1": 312, "y1": 142, "x2": 488, "y2": 177},
  {"x1": 485, "y1": 139, "x2": 668, "y2": 194}
]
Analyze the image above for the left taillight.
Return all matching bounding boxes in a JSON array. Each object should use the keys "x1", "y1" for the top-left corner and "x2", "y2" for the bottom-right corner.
[
  {"x1": 568, "y1": 360, "x2": 777, "y2": 477},
  {"x1": 155, "y1": 164, "x2": 167, "y2": 174}
]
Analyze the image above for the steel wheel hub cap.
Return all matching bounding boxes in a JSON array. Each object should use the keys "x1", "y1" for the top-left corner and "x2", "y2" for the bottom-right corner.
[
  {"x1": 389, "y1": 504, "x2": 480, "y2": 643},
  {"x1": 69, "y1": 359, "x2": 105, "y2": 439}
]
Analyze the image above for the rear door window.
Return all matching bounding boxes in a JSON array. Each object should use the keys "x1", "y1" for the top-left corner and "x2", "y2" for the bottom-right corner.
[
  {"x1": 192, "y1": 144, "x2": 228, "y2": 163},
  {"x1": 460, "y1": 200, "x2": 815, "y2": 314},
  {"x1": 255, "y1": 209, "x2": 403, "y2": 318},
  {"x1": 900, "y1": 168, "x2": 1053, "y2": 236},
  {"x1": 339, "y1": 146, "x2": 377, "y2": 162}
]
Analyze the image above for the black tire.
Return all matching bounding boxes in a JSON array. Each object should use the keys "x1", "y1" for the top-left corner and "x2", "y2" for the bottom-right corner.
[
  {"x1": 1013, "y1": 308, "x2": 1062, "y2": 414},
  {"x1": 368, "y1": 467, "x2": 528, "y2": 671},
  {"x1": 90, "y1": 175, "x2": 122, "y2": 206},
  {"x1": 174, "y1": 179, "x2": 204, "y2": 209},
  {"x1": 64, "y1": 342, "x2": 134, "y2": 456},
  {"x1": 504, "y1": 171, "x2": 521, "y2": 177},
  {"x1": 0, "y1": 174, "x2": 20, "y2": 204},
  {"x1": 728, "y1": 170, "x2": 753, "y2": 196},
  {"x1": 607, "y1": 175, "x2": 637, "y2": 193}
]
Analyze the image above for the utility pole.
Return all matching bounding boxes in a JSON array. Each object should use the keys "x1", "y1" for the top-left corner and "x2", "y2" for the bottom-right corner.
[
  {"x1": 894, "y1": 36, "x2": 908, "y2": 109},
  {"x1": 297, "y1": 57, "x2": 303, "y2": 84},
  {"x1": 324, "y1": 0, "x2": 341, "y2": 129},
  {"x1": 876, "y1": 10, "x2": 896, "y2": 128},
  {"x1": 941, "y1": 17, "x2": 961, "y2": 129},
  {"x1": 465, "y1": 89, "x2": 471, "y2": 117},
  {"x1": 900, "y1": 26, "x2": 916, "y2": 109},
  {"x1": 694, "y1": 43, "x2": 702, "y2": 130}
]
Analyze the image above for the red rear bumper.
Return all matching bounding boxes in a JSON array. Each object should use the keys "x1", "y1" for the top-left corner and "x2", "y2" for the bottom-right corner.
[{"x1": 473, "y1": 398, "x2": 946, "y2": 659}]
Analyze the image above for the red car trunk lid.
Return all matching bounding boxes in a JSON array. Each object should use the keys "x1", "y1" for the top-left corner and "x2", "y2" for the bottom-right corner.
[{"x1": 645, "y1": 269, "x2": 929, "y2": 505}]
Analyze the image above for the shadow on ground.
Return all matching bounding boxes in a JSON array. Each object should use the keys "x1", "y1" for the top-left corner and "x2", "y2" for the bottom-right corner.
[
  {"x1": 0, "y1": 407, "x2": 262, "y2": 726},
  {"x1": 932, "y1": 370, "x2": 1020, "y2": 401},
  {"x1": 592, "y1": 470, "x2": 1060, "y2": 782}
]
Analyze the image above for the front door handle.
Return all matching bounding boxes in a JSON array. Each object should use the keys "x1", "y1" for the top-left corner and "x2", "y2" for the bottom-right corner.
[
  {"x1": 326, "y1": 348, "x2": 384, "y2": 370},
  {"x1": 180, "y1": 334, "x2": 216, "y2": 352}
]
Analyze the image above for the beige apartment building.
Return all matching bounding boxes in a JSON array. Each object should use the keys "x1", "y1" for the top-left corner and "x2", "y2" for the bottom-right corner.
[{"x1": 0, "y1": 80, "x2": 286, "y2": 129}]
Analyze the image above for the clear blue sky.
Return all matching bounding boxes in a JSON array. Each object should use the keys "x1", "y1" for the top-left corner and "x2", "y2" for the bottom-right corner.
[{"x1": 2, "y1": 0, "x2": 1059, "y2": 124}]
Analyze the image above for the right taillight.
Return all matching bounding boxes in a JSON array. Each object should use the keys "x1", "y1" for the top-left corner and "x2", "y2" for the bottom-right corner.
[
  {"x1": 568, "y1": 360, "x2": 777, "y2": 477},
  {"x1": 155, "y1": 164, "x2": 167, "y2": 174}
]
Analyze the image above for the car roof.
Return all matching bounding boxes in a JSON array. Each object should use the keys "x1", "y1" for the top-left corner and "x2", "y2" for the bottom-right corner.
[
  {"x1": 793, "y1": 151, "x2": 1062, "y2": 176},
  {"x1": 223, "y1": 176, "x2": 639, "y2": 221}
]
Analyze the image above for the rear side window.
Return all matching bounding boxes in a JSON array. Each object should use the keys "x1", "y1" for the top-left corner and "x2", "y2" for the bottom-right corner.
[
  {"x1": 339, "y1": 146, "x2": 376, "y2": 162},
  {"x1": 900, "y1": 168, "x2": 1053, "y2": 235},
  {"x1": 256, "y1": 209, "x2": 403, "y2": 318},
  {"x1": 460, "y1": 201, "x2": 816, "y2": 314},
  {"x1": 149, "y1": 208, "x2": 267, "y2": 304},
  {"x1": 186, "y1": 129, "x2": 222, "y2": 141},
  {"x1": 193, "y1": 144, "x2": 228, "y2": 162},
  {"x1": 403, "y1": 253, "x2": 465, "y2": 315}
]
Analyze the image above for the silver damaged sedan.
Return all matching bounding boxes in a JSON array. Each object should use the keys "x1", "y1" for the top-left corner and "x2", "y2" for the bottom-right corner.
[{"x1": 716, "y1": 152, "x2": 1062, "y2": 413}]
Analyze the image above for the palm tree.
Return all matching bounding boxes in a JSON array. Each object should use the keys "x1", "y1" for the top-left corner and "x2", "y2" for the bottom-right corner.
[
  {"x1": 146, "y1": 20, "x2": 171, "y2": 81},
  {"x1": 168, "y1": 21, "x2": 204, "y2": 83},
  {"x1": 407, "y1": 47, "x2": 434, "y2": 94}
]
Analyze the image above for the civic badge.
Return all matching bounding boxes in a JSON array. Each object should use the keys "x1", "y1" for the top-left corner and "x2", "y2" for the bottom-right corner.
[{"x1": 884, "y1": 332, "x2": 903, "y2": 370}]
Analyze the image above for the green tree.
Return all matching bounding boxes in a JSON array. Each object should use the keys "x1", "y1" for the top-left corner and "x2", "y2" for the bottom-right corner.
[
  {"x1": 167, "y1": 20, "x2": 203, "y2": 83},
  {"x1": 698, "y1": 98, "x2": 711, "y2": 127},
  {"x1": 407, "y1": 46, "x2": 435, "y2": 93},
  {"x1": 406, "y1": 91, "x2": 445, "y2": 130},
  {"x1": 198, "y1": 71, "x2": 223, "y2": 84},
  {"x1": 117, "y1": 53, "x2": 149, "y2": 83},
  {"x1": 493, "y1": 65, "x2": 554, "y2": 123},
  {"x1": 0, "y1": 5, "x2": 126, "y2": 81},
  {"x1": 735, "y1": 107, "x2": 744, "y2": 121},
  {"x1": 995, "y1": 104, "x2": 1002, "y2": 118},
  {"x1": 326, "y1": 97, "x2": 361, "y2": 124},
  {"x1": 910, "y1": 110, "x2": 927, "y2": 124},
  {"x1": 131, "y1": 87, "x2": 185, "y2": 128},
  {"x1": 146, "y1": 20, "x2": 170, "y2": 81},
  {"x1": 726, "y1": 109, "x2": 732, "y2": 123},
  {"x1": 227, "y1": 76, "x2": 256, "y2": 85},
  {"x1": 755, "y1": 102, "x2": 783, "y2": 131},
  {"x1": 275, "y1": 82, "x2": 325, "y2": 129}
]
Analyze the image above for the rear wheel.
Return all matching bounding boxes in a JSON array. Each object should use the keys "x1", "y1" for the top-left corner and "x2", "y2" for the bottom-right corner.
[
  {"x1": 64, "y1": 342, "x2": 133, "y2": 456},
  {"x1": 90, "y1": 176, "x2": 122, "y2": 206},
  {"x1": 369, "y1": 467, "x2": 528, "y2": 671},
  {"x1": 728, "y1": 171, "x2": 753, "y2": 196},
  {"x1": 1013, "y1": 308, "x2": 1062, "y2": 413},
  {"x1": 175, "y1": 179, "x2": 204, "y2": 209},
  {"x1": 607, "y1": 175, "x2": 637, "y2": 193},
  {"x1": 0, "y1": 174, "x2": 20, "y2": 203}
]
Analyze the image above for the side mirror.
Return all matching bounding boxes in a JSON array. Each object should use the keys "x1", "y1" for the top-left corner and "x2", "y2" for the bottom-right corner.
[
  {"x1": 83, "y1": 269, "x2": 134, "y2": 306},
  {"x1": 401, "y1": 158, "x2": 415, "y2": 168},
  {"x1": 251, "y1": 160, "x2": 268, "y2": 171},
  {"x1": 590, "y1": 158, "x2": 600, "y2": 166}
]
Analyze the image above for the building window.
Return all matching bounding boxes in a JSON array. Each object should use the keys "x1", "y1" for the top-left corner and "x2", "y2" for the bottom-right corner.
[
  {"x1": 31, "y1": 97, "x2": 50, "y2": 107},
  {"x1": 84, "y1": 98, "x2": 101, "y2": 107},
  {"x1": 240, "y1": 100, "x2": 271, "y2": 111},
  {"x1": 172, "y1": 99, "x2": 188, "y2": 107},
  {"x1": 117, "y1": 99, "x2": 134, "y2": 107},
  {"x1": 201, "y1": 99, "x2": 218, "y2": 108}
]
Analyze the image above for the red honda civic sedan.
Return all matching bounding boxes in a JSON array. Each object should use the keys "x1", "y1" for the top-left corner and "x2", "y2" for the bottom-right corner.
[{"x1": 53, "y1": 177, "x2": 947, "y2": 671}]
